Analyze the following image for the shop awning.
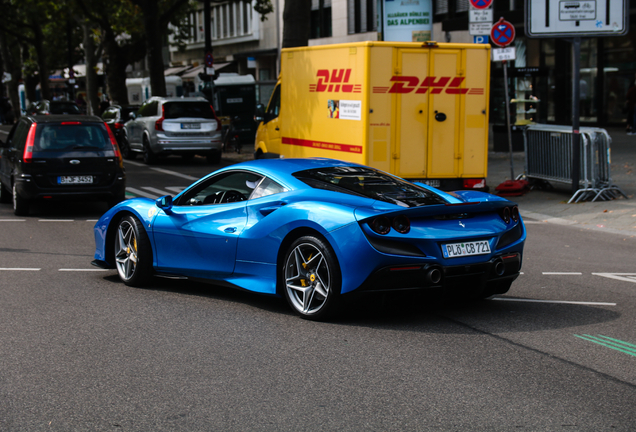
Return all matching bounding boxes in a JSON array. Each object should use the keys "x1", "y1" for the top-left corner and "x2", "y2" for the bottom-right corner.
[{"x1": 164, "y1": 65, "x2": 192, "y2": 76}]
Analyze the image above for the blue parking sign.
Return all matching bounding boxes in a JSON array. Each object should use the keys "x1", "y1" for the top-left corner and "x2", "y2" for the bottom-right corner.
[{"x1": 473, "y1": 35, "x2": 488, "y2": 44}]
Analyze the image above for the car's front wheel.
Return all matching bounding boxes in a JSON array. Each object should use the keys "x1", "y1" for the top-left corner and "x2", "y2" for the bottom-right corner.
[
  {"x1": 12, "y1": 183, "x2": 29, "y2": 216},
  {"x1": 114, "y1": 215, "x2": 153, "y2": 286},
  {"x1": 120, "y1": 135, "x2": 135, "y2": 160},
  {"x1": 282, "y1": 236, "x2": 341, "y2": 320}
]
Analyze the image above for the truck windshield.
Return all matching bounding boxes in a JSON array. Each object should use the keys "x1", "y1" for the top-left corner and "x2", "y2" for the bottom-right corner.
[
  {"x1": 293, "y1": 167, "x2": 447, "y2": 208},
  {"x1": 163, "y1": 102, "x2": 215, "y2": 119}
]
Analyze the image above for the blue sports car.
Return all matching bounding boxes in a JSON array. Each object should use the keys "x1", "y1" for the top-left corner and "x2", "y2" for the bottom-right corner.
[{"x1": 92, "y1": 158, "x2": 526, "y2": 319}]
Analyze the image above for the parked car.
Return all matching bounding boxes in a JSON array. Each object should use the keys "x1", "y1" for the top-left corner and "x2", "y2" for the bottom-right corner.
[
  {"x1": 27, "y1": 100, "x2": 82, "y2": 115},
  {"x1": 122, "y1": 97, "x2": 223, "y2": 164},
  {"x1": 0, "y1": 115, "x2": 126, "y2": 215},
  {"x1": 102, "y1": 104, "x2": 139, "y2": 158},
  {"x1": 91, "y1": 158, "x2": 526, "y2": 320}
]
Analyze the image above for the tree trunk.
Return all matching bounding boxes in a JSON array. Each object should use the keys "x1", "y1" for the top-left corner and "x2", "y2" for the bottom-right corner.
[
  {"x1": 82, "y1": 22, "x2": 100, "y2": 116},
  {"x1": 143, "y1": 0, "x2": 166, "y2": 97},
  {"x1": 0, "y1": 30, "x2": 22, "y2": 122},
  {"x1": 32, "y1": 20, "x2": 50, "y2": 100},
  {"x1": 103, "y1": 44, "x2": 129, "y2": 106},
  {"x1": 283, "y1": 0, "x2": 311, "y2": 48}
]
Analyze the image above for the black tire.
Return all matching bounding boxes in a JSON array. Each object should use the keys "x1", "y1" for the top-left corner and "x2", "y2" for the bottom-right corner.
[
  {"x1": 282, "y1": 235, "x2": 341, "y2": 320},
  {"x1": 12, "y1": 183, "x2": 29, "y2": 216},
  {"x1": 120, "y1": 135, "x2": 136, "y2": 160},
  {"x1": 113, "y1": 215, "x2": 153, "y2": 287},
  {"x1": 142, "y1": 135, "x2": 156, "y2": 165},
  {"x1": 206, "y1": 151, "x2": 221, "y2": 164},
  {"x1": 0, "y1": 181, "x2": 10, "y2": 204}
]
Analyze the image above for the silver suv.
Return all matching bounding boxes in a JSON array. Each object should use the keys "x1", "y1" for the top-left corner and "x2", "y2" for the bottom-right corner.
[{"x1": 122, "y1": 97, "x2": 223, "y2": 164}]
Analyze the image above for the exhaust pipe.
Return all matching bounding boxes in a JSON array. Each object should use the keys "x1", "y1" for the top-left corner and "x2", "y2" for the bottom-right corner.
[
  {"x1": 426, "y1": 267, "x2": 442, "y2": 285},
  {"x1": 493, "y1": 259, "x2": 505, "y2": 276}
]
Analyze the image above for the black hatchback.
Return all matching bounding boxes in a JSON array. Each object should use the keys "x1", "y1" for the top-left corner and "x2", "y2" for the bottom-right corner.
[{"x1": 0, "y1": 115, "x2": 126, "y2": 215}]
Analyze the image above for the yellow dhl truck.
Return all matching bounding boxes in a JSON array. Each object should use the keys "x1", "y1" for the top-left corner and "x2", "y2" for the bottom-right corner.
[{"x1": 254, "y1": 41, "x2": 491, "y2": 190}]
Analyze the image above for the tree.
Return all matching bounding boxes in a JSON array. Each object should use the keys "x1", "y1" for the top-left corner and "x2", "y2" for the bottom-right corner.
[{"x1": 0, "y1": 30, "x2": 22, "y2": 121}]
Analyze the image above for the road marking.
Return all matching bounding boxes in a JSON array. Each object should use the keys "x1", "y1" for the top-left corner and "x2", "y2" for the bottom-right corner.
[
  {"x1": 492, "y1": 298, "x2": 616, "y2": 306},
  {"x1": 592, "y1": 273, "x2": 636, "y2": 284},
  {"x1": 523, "y1": 220, "x2": 542, "y2": 224},
  {"x1": 124, "y1": 160, "x2": 145, "y2": 167},
  {"x1": 150, "y1": 167, "x2": 198, "y2": 181},
  {"x1": 575, "y1": 334, "x2": 636, "y2": 357},
  {"x1": 126, "y1": 187, "x2": 159, "y2": 199},
  {"x1": 165, "y1": 186, "x2": 186, "y2": 194},
  {"x1": 0, "y1": 268, "x2": 41, "y2": 271},
  {"x1": 86, "y1": 219, "x2": 99, "y2": 222},
  {"x1": 0, "y1": 219, "x2": 26, "y2": 222},
  {"x1": 142, "y1": 186, "x2": 172, "y2": 196},
  {"x1": 38, "y1": 219, "x2": 74, "y2": 222},
  {"x1": 58, "y1": 268, "x2": 111, "y2": 272},
  {"x1": 542, "y1": 272, "x2": 583, "y2": 275}
]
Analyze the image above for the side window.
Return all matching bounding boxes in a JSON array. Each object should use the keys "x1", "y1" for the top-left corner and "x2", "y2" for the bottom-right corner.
[
  {"x1": 137, "y1": 102, "x2": 149, "y2": 117},
  {"x1": 102, "y1": 108, "x2": 115, "y2": 120},
  {"x1": 265, "y1": 85, "x2": 281, "y2": 121},
  {"x1": 11, "y1": 120, "x2": 31, "y2": 152},
  {"x1": 177, "y1": 171, "x2": 263, "y2": 206},
  {"x1": 137, "y1": 101, "x2": 158, "y2": 117},
  {"x1": 250, "y1": 177, "x2": 288, "y2": 200}
]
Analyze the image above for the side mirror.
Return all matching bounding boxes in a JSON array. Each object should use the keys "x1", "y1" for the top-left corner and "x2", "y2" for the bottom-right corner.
[
  {"x1": 156, "y1": 195, "x2": 173, "y2": 213},
  {"x1": 254, "y1": 104, "x2": 265, "y2": 123},
  {"x1": 128, "y1": 112, "x2": 136, "y2": 120}
]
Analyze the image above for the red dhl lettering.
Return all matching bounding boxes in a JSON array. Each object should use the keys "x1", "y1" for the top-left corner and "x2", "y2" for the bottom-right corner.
[
  {"x1": 309, "y1": 69, "x2": 362, "y2": 93},
  {"x1": 372, "y1": 76, "x2": 483, "y2": 95}
]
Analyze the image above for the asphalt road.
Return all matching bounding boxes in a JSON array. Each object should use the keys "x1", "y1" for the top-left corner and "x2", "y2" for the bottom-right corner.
[{"x1": 1, "y1": 153, "x2": 635, "y2": 430}]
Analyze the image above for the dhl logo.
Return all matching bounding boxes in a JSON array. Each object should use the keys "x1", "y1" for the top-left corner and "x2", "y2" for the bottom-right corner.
[
  {"x1": 309, "y1": 69, "x2": 362, "y2": 93},
  {"x1": 373, "y1": 76, "x2": 484, "y2": 95}
]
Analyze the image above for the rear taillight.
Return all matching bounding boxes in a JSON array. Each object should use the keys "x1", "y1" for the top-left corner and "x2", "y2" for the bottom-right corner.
[
  {"x1": 499, "y1": 206, "x2": 519, "y2": 224},
  {"x1": 370, "y1": 216, "x2": 391, "y2": 235},
  {"x1": 23, "y1": 123, "x2": 37, "y2": 163},
  {"x1": 114, "y1": 122, "x2": 124, "y2": 129},
  {"x1": 155, "y1": 105, "x2": 165, "y2": 131},
  {"x1": 463, "y1": 178, "x2": 485, "y2": 189},
  {"x1": 511, "y1": 206, "x2": 519, "y2": 222},
  {"x1": 61, "y1": 121, "x2": 81, "y2": 125},
  {"x1": 105, "y1": 122, "x2": 124, "y2": 168},
  {"x1": 392, "y1": 215, "x2": 411, "y2": 234},
  {"x1": 211, "y1": 105, "x2": 222, "y2": 131}
]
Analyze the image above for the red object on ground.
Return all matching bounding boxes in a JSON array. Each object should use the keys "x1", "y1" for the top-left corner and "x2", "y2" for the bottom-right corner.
[{"x1": 495, "y1": 179, "x2": 530, "y2": 196}]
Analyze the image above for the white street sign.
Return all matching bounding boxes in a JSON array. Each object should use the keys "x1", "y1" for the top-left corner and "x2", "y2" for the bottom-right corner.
[
  {"x1": 492, "y1": 47, "x2": 516, "y2": 62},
  {"x1": 470, "y1": 9, "x2": 493, "y2": 22},
  {"x1": 470, "y1": 22, "x2": 492, "y2": 35},
  {"x1": 2, "y1": 72, "x2": 11, "y2": 83}
]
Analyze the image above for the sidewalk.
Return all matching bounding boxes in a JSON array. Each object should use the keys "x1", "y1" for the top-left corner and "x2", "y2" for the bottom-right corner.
[{"x1": 488, "y1": 126, "x2": 636, "y2": 237}]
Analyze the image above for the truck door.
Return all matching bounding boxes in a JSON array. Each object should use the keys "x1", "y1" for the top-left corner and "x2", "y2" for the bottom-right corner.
[{"x1": 262, "y1": 85, "x2": 282, "y2": 154}]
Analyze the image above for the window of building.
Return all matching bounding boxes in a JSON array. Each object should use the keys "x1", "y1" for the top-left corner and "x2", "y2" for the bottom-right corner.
[
  {"x1": 311, "y1": 0, "x2": 332, "y2": 38},
  {"x1": 348, "y1": 0, "x2": 376, "y2": 34}
]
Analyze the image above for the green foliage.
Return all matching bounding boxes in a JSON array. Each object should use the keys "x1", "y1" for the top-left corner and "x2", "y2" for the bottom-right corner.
[{"x1": 254, "y1": 0, "x2": 274, "y2": 21}]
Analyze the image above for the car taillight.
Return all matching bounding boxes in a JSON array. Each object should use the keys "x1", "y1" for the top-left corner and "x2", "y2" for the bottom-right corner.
[
  {"x1": 392, "y1": 215, "x2": 411, "y2": 234},
  {"x1": 511, "y1": 206, "x2": 519, "y2": 222},
  {"x1": 105, "y1": 122, "x2": 124, "y2": 168},
  {"x1": 155, "y1": 105, "x2": 165, "y2": 131},
  {"x1": 500, "y1": 207, "x2": 511, "y2": 224},
  {"x1": 463, "y1": 178, "x2": 485, "y2": 189},
  {"x1": 114, "y1": 122, "x2": 124, "y2": 129},
  {"x1": 370, "y1": 216, "x2": 391, "y2": 235},
  {"x1": 61, "y1": 121, "x2": 81, "y2": 125},
  {"x1": 23, "y1": 123, "x2": 37, "y2": 163},
  {"x1": 211, "y1": 105, "x2": 222, "y2": 131}
]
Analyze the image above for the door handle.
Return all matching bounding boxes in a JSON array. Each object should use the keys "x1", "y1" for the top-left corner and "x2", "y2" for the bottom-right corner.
[
  {"x1": 259, "y1": 202, "x2": 287, "y2": 216},
  {"x1": 275, "y1": 127, "x2": 280, "y2": 131},
  {"x1": 224, "y1": 227, "x2": 237, "y2": 233}
]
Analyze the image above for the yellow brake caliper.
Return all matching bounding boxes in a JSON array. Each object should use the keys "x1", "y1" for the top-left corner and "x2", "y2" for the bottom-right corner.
[{"x1": 300, "y1": 253, "x2": 313, "y2": 287}]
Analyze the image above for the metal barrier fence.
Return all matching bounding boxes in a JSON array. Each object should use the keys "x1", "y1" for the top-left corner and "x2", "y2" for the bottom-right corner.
[{"x1": 522, "y1": 124, "x2": 627, "y2": 203}]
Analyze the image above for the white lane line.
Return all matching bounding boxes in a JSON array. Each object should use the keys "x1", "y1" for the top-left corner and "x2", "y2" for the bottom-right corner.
[
  {"x1": 0, "y1": 219, "x2": 26, "y2": 222},
  {"x1": 165, "y1": 186, "x2": 186, "y2": 194},
  {"x1": 142, "y1": 186, "x2": 172, "y2": 196},
  {"x1": 59, "y1": 269, "x2": 111, "y2": 272},
  {"x1": 493, "y1": 298, "x2": 617, "y2": 306},
  {"x1": 126, "y1": 187, "x2": 159, "y2": 199},
  {"x1": 150, "y1": 167, "x2": 198, "y2": 181},
  {"x1": 542, "y1": 272, "x2": 583, "y2": 275},
  {"x1": 523, "y1": 220, "x2": 543, "y2": 224},
  {"x1": 0, "y1": 268, "x2": 41, "y2": 271},
  {"x1": 86, "y1": 219, "x2": 99, "y2": 222},
  {"x1": 38, "y1": 219, "x2": 74, "y2": 222},
  {"x1": 592, "y1": 273, "x2": 636, "y2": 284},
  {"x1": 124, "y1": 160, "x2": 145, "y2": 167}
]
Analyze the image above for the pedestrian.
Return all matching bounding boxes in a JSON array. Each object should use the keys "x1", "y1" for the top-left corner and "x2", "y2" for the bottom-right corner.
[{"x1": 625, "y1": 74, "x2": 636, "y2": 135}]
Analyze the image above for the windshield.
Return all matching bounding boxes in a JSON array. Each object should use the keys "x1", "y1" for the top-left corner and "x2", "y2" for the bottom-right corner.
[
  {"x1": 163, "y1": 102, "x2": 215, "y2": 119},
  {"x1": 34, "y1": 123, "x2": 110, "y2": 152},
  {"x1": 293, "y1": 166, "x2": 448, "y2": 208}
]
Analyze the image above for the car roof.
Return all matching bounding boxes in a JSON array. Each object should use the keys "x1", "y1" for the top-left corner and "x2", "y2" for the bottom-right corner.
[{"x1": 29, "y1": 114, "x2": 105, "y2": 123}]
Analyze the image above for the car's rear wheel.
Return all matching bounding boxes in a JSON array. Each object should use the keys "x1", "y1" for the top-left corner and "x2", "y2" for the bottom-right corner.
[
  {"x1": 142, "y1": 136, "x2": 156, "y2": 165},
  {"x1": 114, "y1": 215, "x2": 153, "y2": 286},
  {"x1": 120, "y1": 135, "x2": 135, "y2": 160},
  {"x1": 0, "y1": 181, "x2": 10, "y2": 203},
  {"x1": 12, "y1": 183, "x2": 29, "y2": 216},
  {"x1": 282, "y1": 236, "x2": 341, "y2": 320}
]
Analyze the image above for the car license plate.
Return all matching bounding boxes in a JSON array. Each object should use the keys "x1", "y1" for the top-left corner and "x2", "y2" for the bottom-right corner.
[
  {"x1": 181, "y1": 123, "x2": 201, "y2": 129},
  {"x1": 423, "y1": 179, "x2": 441, "y2": 188},
  {"x1": 58, "y1": 175, "x2": 93, "y2": 184},
  {"x1": 442, "y1": 240, "x2": 491, "y2": 258}
]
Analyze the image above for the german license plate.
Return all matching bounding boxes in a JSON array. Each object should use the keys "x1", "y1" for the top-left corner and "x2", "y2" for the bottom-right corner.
[
  {"x1": 181, "y1": 123, "x2": 201, "y2": 129},
  {"x1": 58, "y1": 175, "x2": 93, "y2": 184},
  {"x1": 442, "y1": 240, "x2": 491, "y2": 258},
  {"x1": 423, "y1": 179, "x2": 441, "y2": 188}
]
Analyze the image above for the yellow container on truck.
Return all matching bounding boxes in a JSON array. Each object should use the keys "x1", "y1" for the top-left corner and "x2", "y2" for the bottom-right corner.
[{"x1": 254, "y1": 41, "x2": 491, "y2": 190}]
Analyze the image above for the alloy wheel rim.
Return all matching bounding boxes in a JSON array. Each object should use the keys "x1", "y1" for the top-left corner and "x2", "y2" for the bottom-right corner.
[
  {"x1": 285, "y1": 243, "x2": 331, "y2": 314},
  {"x1": 115, "y1": 221, "x2": 138, "y2": 281}
]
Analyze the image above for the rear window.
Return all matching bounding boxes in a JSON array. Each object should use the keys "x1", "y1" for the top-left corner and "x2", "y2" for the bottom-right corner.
[
  {"x1": 34, "y1": 123, "x2": 110, "y2": 152},
  {"x1": 293, "y1": 167, "x2": 447, "y2": 208},
  {"x1": 50, "y1": 103, "x2": 81, "y2": 114},
  {"x1": 163, "y1": 102, "x2": 214, "y2": 119}
]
